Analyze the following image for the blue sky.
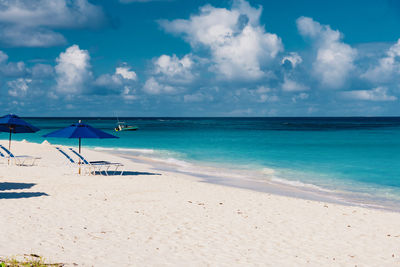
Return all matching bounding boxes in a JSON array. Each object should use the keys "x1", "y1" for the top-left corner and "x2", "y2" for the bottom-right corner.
[{"x1": 1, "y1": 0, "x2": 400, "y2": 116}]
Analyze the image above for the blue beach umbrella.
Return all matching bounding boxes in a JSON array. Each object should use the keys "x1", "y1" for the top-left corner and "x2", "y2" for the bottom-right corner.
[
  {"x1": 43, "y1": 120, "x2": 118, "y2": 173},
  {"x1": 43, "y1": 120, "x2": 118, "y2": 153},
  {"x1": 0, "y1": 114, "x2": 40, "y2": 152}
]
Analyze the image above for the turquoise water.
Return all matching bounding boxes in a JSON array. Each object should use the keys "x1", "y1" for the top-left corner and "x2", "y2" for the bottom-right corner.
[{"x1": 3, "y1": 117, "x2": 400, "y2": 204}]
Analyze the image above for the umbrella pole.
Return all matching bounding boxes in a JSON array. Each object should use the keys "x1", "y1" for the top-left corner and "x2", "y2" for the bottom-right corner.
[
  {"x1": 8, "y1": 128, "x2": 11, "y2": 165},
  {"x1": 78, "y1": 138, "x2": 81, "y2": 175}
]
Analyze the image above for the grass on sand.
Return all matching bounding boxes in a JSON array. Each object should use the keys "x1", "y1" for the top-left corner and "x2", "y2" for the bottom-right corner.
[{"x1": 0, "y1": 254, "x2": 63, "y2": 267}]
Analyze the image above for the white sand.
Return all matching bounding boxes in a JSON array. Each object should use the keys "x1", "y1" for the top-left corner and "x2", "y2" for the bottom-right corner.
[{"x1": 0, "y1": 140, "x2": 399, "y2": 266}]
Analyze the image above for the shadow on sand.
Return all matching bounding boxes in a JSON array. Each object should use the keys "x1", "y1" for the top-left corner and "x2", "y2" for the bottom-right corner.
[
  {"x1": 0, "y1": 182, "x2": 36, "y2": 191},
  {"x1": 94, "y1": 171, "x2": 162, "y2": 176},
  {"x1": 0, "y1": 192, "x2": 48, "y2": 199},
  {"x1": 0, "y1": 182, "x2": 48, "y2": 199}
]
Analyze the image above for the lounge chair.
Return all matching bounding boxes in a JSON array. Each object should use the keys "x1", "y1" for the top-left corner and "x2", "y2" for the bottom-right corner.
[
  {"x1": 55, "y1": 147, "x2": 94, "y2": 175},
  {"x1": 0, "y1": 150, "x2": 5, "y2": 164},
  {"x1": 68, "y1": 148, "x2": 124, "y2": 176},
  {"x1": 0, "y1": 144, "x2": 41, "y2": 166}
]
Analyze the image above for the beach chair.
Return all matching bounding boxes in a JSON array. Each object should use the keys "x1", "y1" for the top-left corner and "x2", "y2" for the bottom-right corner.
[
  {"x1": 0, "y1": 144, "x2": 41, "y2": 166},
  {"x1": 68, "y1": 148, "x2": 124, "y2": 176},
  {"x1": 0, "y1": 150, "x2": 5, "y2": 164},
  {"x1": 55, "y1": 147, "x2": 94, "y2": 175}
]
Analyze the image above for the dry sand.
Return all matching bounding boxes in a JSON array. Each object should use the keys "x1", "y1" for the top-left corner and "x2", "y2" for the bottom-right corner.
[{"x1": 0, "y1": 140, "x2": 399, "y2": 266}]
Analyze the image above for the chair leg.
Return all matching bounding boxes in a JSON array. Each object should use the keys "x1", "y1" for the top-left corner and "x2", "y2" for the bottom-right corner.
[{"x1": 94, "y1": 166, "x2": 101, "y2": 176}]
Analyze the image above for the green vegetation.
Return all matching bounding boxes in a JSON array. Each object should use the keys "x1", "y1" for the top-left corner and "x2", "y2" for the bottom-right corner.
[{"x1": 0, "y1": 254, "x2": 63, "y2": 267}]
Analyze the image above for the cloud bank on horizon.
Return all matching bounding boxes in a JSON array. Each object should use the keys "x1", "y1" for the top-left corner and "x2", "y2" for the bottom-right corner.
[{"x1": 0, "y1": 0, "x2": 399, "y2": 116}]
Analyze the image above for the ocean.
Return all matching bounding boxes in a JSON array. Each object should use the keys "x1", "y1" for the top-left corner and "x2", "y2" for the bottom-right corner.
[{"x1": 3, "y1": 117, "x2": 400, "y2": 210}]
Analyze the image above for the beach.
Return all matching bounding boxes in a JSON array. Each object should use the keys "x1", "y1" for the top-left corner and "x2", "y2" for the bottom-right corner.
[
  {"x1": 1, "y1": 0, "x2": 400, "y2": 265},
  {"x1": 0, "y1": 140, "x2": 399, "y2": 266}
]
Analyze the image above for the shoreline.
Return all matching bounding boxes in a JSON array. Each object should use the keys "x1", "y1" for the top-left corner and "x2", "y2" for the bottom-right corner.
[
  {"x1": 97, "y1": 146, "x2": 400, "y2": 213},
  {"x1": 5, "y1": 138, "x2": 400, "y2": 213},
  {"x1": 1, "y1": 140, "x2": 400, "y2": 265}
]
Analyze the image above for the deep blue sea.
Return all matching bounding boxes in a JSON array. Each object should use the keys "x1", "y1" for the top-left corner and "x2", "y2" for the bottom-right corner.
[{"x1": 3, "y1": 117, "x2": 400, "y2": 208}]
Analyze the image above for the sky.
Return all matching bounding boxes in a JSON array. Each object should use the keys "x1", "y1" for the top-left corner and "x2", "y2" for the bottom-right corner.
[{"x1": 1, "y1": 0, "x2": 400, "y2": 116}]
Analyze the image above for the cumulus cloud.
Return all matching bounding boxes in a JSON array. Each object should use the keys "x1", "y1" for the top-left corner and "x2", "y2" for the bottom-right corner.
[
  {"x1": 292, "y1": 92, "x2": 309, "y2": 103},
  {"x1": 94, "y1": 64, "x2": 138, "y2": 98},
  {"x1": 116, "y1": 65, "x2": 137, "y2": 80},
  {"x1": 95, "y1": 65, "x2": 137, "y2": 88},
  {"x1": 94, "y1": 73, "x2": 122, "y2": 90},
  {"x1": 153, "y1": 54, "x2": 194, "y2": 83},
  {"x1": 143, "y1": 77, "x2": 179, "y2": 94},
  {"x1": 0, "y1": 26, "x2": 66, "y2": 47},
  {"x1": 297, "y1": 16, "x2": 356, "y2": 89},
  {"x1": 0, "y1": 0, "x2": 106, "y2": 47},
  {"x1": 257, "y1": 94, "x2": 278, "y2": 103},
  {"x1": 282, "y1": 77, "x2": 309, "y2": 92},
  {"x1": 7, "y1": 78, "x2": 31, "y2": 97},
  {"x1": 142, "y1": 54, "x2": 194, "y2": 95},
  {"x1": 160, "y1": 0, "x2": 282, "y2": 80},
  {"x1": 55, "y1": 44, "x2": 92, "y2": 94},
  {"x1": 246, "y1": 86, "x2": 278, "y2": 103},
  {"x1": 0, "y1": 61, "x2": 26, "y2": 77},
  {"x1": 46, "y1": 45, "x2": 138, "y2": 98},
  {"x1": 281, "y1": 52, "x2": 302, "y2": 69},
  {"x1": 121, "y1": 86, "x2": 137, "y2": 100},
  {"x1": 362, "y1": 39, "x2": 400, "y2": 83},
  {"x1": 0, "y1": 50, "x2": 27, "y2": 77},
  {"x1": 0, "y1": 51, "x2": 8, "y2": 63},
  {"x1": 342, "y1": 87, "x2": 397, "y2": 101}
]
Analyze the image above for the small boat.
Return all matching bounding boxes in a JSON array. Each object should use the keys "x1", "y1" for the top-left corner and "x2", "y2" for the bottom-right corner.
[{"x1": 114, "y1": 122, "x2": 138, "y2": 132}]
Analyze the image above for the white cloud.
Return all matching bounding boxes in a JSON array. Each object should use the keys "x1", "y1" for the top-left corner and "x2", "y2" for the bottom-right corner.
[
  {"x1": 0, "y1": 50, "x2": 27, "y2": 77},
  {"x1": 7, "y1": 78, "x2": 32, "y2": 97},
  {"x1": 94, "y1": 73, "x2": 122, "y2": 89},
  {"x1": 282, "y1": 76, "x2": 309, "y2": 92},
  {"x1": 0, "y1": 26, "x2": 66, "y2": 47},
  {"x1": 95, "y1": 66, "x2": 137, "y2": 89},
  {"x1": 362, "y1": 39, "x2": 400, "y2": 83},
  {"x1": 143, "y1": 77, "x2": 179, "y2": 94},
  {"x1": 247, "y1": 86, "x2": 278, "y2": 103},
  {"x1": 116, "y1": 66, "x2": 137, "y2": 80},
  {"x1": 55, "y1": 44, "x2": 92, "y2": 94},
  {"x1": 0, "y1": 0, "x2": 105, "y2": 47},
  {"x1": 121, "y1": 86, "x2": 137, "y2": 100},
  {"x1": 0, "y1": 51, "x2": 8, "y2": 63},
  {"x1": 94, "y1": 64, "x2": 138, "y2": 96},
  {"x1": 144, "y1": 54, "x2": 193, "y2": 95},
  {"x1": 297, "y1": 16, "x2": 356, "y2": 89},
  {"x1": 154, "y1": 54, "x2": 193, "y2": 82},
  {"x1": 342, "y1": 87, "x2": 397, "y2": 101},
  {"x1": 292, "y1": 93, "x2": 309, "y2": 103},
  {"x1": 281, "y1": 52, "x2": 302, "y2": 68},
  {"x1": 257, "y1": 94, "x2": 278, "y2": 103},
  {"x1": 0, "y1": 61, "x2": 26, "y2": 77},
  {"x1": 160, "y1": 0, "x2": 282, "y2": 80}
]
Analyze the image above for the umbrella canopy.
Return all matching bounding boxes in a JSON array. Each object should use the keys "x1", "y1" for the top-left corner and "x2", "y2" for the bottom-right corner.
[
  {"x1": 0, "y1": 114, "x2": 40, "y2": 133},
  {"x1": 43, "y1": 121, "x2": 118, "y2": 140},
  {"x1": 0, "y1": 114, "x2": 40, "y2": 153}
]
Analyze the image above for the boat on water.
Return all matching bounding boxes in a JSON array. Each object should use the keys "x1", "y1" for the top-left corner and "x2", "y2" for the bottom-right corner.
[
  {"x1": 114, "y1": 122, "x2": 139, "y2": 132},
  {"x1": 113, "y1": 114, "x2": 139, "y2": 132}
]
